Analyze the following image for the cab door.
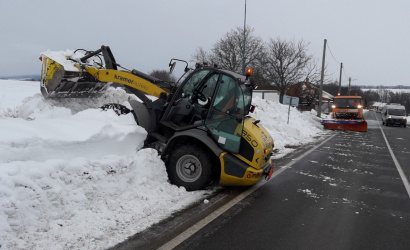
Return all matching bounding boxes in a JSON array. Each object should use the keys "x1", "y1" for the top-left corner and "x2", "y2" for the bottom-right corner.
[{"x1": 205, "y1": 74, "x2": 245, "y2": 154}]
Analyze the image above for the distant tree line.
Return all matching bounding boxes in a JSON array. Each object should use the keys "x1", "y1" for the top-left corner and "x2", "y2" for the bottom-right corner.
[
  {"x1": 378, "y1": 90, "x2": 410, "y2": 112},
  {"x1": 359, "y1": 85, "x2": 410, "y2": 89}
]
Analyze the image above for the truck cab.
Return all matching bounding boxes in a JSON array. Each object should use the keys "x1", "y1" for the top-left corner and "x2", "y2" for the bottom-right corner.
[{"x1": 330, "y1": 95, "x2": 365, "y2": 119}]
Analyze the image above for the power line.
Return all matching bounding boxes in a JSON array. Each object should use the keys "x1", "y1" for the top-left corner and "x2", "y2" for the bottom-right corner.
[
  {"x1": 326, "y1": 42, "x2": 340, "y2": 64},
  {"x1": 342, "y1": 67, "x2": 349, "y2": 79},
  {"x1": 327, "y1": 42, "x2": 350, "y2": 80}
]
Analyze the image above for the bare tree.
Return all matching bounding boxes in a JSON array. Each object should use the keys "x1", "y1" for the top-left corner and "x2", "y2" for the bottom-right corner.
[
  {"x1": 263, "y1": 38, "x2": 314, "y2": 94},
  {"x1": 149, "y1": 69, "x2": 176, "y2": 82},
  {"x1": 376, "y1": 89, "x2": 391, "y2": 103},
  {"x1": 191, "y1": 47, "x2": 212, "y2": 65},
  {"x1": 191, "y1": 26, "x2": 264, "y2": 75}
]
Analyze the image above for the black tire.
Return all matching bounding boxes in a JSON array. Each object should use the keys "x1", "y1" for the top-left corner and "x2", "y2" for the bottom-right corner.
[
  {"x1": 167, "y1": 144, "x2": 214, "y2": 191},
  {"x1": 382, "y1": 120, "x2": 385, "y2": 125}
]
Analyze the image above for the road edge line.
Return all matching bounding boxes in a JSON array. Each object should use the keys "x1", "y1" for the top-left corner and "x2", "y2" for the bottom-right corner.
[
  {"x1": 158, "y1": 133, "x2": 336, "y2": 250},
  {"x1": 375, "y1": 113, "x2": 410, "y2": 198}
]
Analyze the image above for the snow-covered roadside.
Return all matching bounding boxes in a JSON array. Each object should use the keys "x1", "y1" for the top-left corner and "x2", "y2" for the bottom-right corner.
[
  {"x1": 251, "y1": 96, "x2": 325, "y2": 158},
  {"x1": 0, "y1": 80, "x2": 325, "y2": 249}
]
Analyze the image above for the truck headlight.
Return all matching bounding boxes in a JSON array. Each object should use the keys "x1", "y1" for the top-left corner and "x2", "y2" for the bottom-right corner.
[
  {"x1": 357, "y1": 105, "x2": 362, "y2": 108},
  {"x1": 388, "y1": 116, "x2": 392, "y2": 119},
  {"x1": 331, "y1": 105, "x2": 336, "y2": 109}
]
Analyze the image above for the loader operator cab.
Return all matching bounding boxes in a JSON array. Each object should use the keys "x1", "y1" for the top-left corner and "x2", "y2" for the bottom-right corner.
[{"x1": 161, "y1": 67, "x2": 250, "y2": 153}]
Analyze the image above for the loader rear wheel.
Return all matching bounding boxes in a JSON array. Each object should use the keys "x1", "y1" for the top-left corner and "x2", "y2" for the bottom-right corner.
[{"x1": 167, "y1": 144, "x2": 213, "y2": 191}]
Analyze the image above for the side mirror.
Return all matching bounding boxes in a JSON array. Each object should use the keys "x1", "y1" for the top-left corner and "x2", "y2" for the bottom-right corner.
[{"x1": 169, "y1": 62, "x2": 176, "y2": 74}]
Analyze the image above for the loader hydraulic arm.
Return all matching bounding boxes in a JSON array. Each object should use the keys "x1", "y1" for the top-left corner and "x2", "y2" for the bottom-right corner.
[
  {"x1": 40, "y1": 45, "x2": 170, "y2": 100},
  {"x1": 78, "y1": 45, "x2": 168, "y2": 100},
  {"x1": 84, "y1": 67, "x2": 166, "y2": 99}
]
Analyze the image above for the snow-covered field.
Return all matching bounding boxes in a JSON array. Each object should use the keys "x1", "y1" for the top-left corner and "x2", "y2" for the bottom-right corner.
[
  {"x1": 0, "y1": 79, "x2": 325, "y2": 249},
  {"x1": 362, "y1": 88, "x2": 410, "y2": 93}
]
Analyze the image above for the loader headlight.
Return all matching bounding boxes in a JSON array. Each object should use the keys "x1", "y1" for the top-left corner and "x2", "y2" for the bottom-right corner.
[
  {"x1": 357, "y1": 105, "x2": 362, "y2": 108},
  {"x1": 331, "y1": 105, "x2": 336, "y2": 109}
]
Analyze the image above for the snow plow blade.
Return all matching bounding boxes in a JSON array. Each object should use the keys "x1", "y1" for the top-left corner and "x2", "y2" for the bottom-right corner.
[
  {"x1": 40, "y1": 50, "x2": 112, "y2": 99},
  {"x1": 322, "y1": 119, "x2": 368, "y2": 132}
]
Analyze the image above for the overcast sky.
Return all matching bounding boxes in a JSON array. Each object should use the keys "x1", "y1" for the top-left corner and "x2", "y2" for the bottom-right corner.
[{"x1": 1, "y1": 0, "x2": 409, "y2": 86}]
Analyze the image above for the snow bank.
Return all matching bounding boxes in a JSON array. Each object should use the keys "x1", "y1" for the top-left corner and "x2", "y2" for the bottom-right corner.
[
  {"x1": 0, "y1": 80, "x2": 39, "y2": 113},
  {"x1": 251, "y1": 96, "x2": 326, "y2": 158},
  {"x1": 0, "y1": 148, "x2": 208, "y2": 249},
  {"x1": 0, "y1": 82, "x2": 210, "y2": 249}
]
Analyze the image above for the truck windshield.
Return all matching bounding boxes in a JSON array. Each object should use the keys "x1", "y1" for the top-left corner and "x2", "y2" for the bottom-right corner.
[
  {"x1": 388, "y1": 109, "x2": 405, "y2": 116},
  {"x1": 334, "y1": 98, "x2": 362, "y2": 108}
]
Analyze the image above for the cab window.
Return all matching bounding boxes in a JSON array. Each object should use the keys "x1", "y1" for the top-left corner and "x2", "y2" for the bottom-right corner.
[
  {"x1": 180, "y1": 70, "x2": 211, "y2": 98},
  {"x1": 205, "y1": 75, "x2": 245, "y2": 153}
]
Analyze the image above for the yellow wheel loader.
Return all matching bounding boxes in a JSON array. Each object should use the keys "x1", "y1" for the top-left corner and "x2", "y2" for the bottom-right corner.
[{"x1": 40, "y1": 45, "x2": 275, "y2": 191}]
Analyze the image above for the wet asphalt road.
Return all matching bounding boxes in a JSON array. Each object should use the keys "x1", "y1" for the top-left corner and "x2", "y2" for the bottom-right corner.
[
  {"x1": 112, "y1": 111, "x2": 410, "y2": 250},
  {"x1": 172, "y1": 111, "x2": 410, "y2": 250}
]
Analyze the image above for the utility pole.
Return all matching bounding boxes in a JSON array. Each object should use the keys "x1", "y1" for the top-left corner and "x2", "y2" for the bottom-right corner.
[
  {"x1": 338, "y1": 63, "x2": 343, "y2": 95},
  {"x1": 348, "y1": 77, "x2": 351, "y2": 95},
  {"x1": 242, "y1": 0, "x2": 247, "y2": 74},
  {"x1": 317, "y1": 39, "x2": 327, "y2": 118}
]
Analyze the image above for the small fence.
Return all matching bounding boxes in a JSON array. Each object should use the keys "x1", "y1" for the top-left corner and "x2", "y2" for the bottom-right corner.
[
  {"x1": 252, "y1": 90, "x2": 280, "y2": 102},
  {"x1": 253, "y1": 90, "x2": 329, "y2": 113}
]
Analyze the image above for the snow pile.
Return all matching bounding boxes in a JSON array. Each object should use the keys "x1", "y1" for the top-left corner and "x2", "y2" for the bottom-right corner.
[
  {"x1": 251, "y1": 96, "x2": 325, "y2": 158},
  {"x1": 0, "y1": 79, "x2": 324, "y2": 249},
  {"x1": 0, "y1": 149, "x2": 205, "y2": 249},
  {"x1": 41, "y1": 49, "x2": 91, "y2": 72}
]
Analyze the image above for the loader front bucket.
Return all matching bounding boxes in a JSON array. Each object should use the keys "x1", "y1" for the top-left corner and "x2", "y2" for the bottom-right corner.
[
  {"x1": 40, "y1": 54, "x2": 111, "y2": 99},
  {"x1": 322, "y1": 119, "x2": 368, "y2": 132}
]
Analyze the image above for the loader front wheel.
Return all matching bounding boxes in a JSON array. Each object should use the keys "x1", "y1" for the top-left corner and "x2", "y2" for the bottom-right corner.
[{"x1": 167, "y1": 144, "x2": 213, "y2": 191}]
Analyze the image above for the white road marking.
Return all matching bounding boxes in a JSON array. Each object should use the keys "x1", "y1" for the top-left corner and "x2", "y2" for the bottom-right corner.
[
  {"x1": 375, "y1": 112, "x2": 410, "y2": 198},
  {"x1": 158, "y1": 134, "x2": 336, "y2": 250}
]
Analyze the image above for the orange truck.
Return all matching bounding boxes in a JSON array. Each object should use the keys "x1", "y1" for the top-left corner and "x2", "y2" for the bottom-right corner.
[{"x1": 321, "y1": 94, "x2": 368, "y2": 132}]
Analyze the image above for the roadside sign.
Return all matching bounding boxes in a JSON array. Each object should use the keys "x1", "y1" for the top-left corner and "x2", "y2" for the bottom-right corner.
[
  {"x1": 283, "y1": 95, "x2": 299, "y2": 106},
  {"x1": 282, "y1": 95, "x2": 299, "y2": 124}
]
